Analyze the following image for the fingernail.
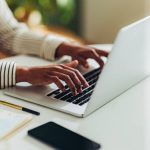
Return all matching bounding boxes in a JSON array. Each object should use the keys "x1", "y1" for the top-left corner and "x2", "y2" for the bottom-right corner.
[
  {"x1": 84, "y1": 82, "x2": 89, "y2": 88},
  {"x1": 78, "y1": 88, "x2": 82, "y2": 93},
  {"x1": 76, "y1": 84, "x2": 82, "y2": 93},
  {"x1": 85, "y1": 64, "x2": 89, "y2": 68},
  {"x1": 71, "y1": 88, "x2": 76, "y2": 96},
  {"x1": 73, "y1": 90, "x2": 77, "y2": 96}
]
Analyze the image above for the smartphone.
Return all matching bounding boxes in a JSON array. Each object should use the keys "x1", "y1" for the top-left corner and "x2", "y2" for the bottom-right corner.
[{"x1": 28, "y1": 122, "x2": 101, "y2": 150}]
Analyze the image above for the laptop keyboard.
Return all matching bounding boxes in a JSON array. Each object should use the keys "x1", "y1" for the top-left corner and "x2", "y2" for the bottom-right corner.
[{"x1": 47, "y1": 67, "x2": 101, "y2": 106}]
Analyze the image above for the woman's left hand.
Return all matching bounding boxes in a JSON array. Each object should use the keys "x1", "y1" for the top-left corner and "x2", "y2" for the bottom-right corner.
[{"x1": 56, "y1": 42, "x2": 109, "y2": 69}]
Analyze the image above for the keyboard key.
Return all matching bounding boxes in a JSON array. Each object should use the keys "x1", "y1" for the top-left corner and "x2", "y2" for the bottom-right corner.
[
  {"x1": 83, "y1": 67, "x2": 100, "y2": 78},
  {"x1": 72, "y1": 97, "x2": 82, "y2": 104},
  {"x1": 88, "y1": 77, "x2": 99, "y2": 85},
  {"x1": 66, "y1": 92, "x2": 84, "y2": 102},
  {"x1": 66, "y1": 87, "x2": 90, "y2": 102},
  {"x1": 79, "y1": 97, "x2": 91, "y2": 106},
  {"x1": 54, "y1": 89, "x2": 70, "y2": 99},
  {"x1": 47, "y1": 89, "x2": 60, "y2": 97},
  {"x1": 72, "y1": 91, "x2": 93, "y2": 105},
  {"x1": 85, "y1": 70, "x2": 101, "y2": 82},
  {"x1": 60, "y1": 92, "x2": 72, "y2": 101}
]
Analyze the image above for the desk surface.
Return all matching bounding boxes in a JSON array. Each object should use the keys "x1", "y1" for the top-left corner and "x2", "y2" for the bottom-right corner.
[{"x1": 0, "y1": 44, "x2": 150, "y2": 150}]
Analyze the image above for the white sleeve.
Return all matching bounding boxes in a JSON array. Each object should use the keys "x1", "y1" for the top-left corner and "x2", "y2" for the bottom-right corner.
[
  {"x1": 0, "y1": 0, "x2": 67, "y2": 61},
  {"x1": 0, "y1": 61, "x2": 16, "y2": 89}
]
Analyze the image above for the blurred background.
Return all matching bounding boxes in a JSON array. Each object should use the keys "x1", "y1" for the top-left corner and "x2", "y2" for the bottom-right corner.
[{"x1": 6, "y1": 0, "x2": 150, "y2": 44}]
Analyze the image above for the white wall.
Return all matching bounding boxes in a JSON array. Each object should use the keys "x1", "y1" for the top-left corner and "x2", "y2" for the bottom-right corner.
[{"x1": 81, "y1": 0, "x2": 150, "y2": 43}]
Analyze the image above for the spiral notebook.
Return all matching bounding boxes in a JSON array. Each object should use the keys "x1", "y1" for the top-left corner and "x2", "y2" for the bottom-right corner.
[{"x1": 0, "y1": 108, "x2": 32, "y2": 140}]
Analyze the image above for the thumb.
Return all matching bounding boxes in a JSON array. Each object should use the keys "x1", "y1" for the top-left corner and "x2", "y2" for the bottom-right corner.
[
  {"x1": 78, "y1": 57, "x2": 89, "y2": 68},
  {"x1": 65, "y1": 60, "x2": 79, "y2": 68}
]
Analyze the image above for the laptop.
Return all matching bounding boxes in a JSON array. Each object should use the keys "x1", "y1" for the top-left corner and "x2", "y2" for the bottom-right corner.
[{"x1": 4, "y1": 16, "x2": 150, "y2": 117}]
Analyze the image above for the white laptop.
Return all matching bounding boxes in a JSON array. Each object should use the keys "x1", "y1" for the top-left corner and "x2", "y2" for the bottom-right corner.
[{"x1": 4, "y1": 16, "x2": 150, "y2": 117}]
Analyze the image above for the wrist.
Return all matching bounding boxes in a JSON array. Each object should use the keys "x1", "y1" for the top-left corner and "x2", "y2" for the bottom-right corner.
[
  {"x1": 16, "y1": 66, "x2": 29, "y2": 83},
  {"x1": 55, "y1": 42, "x2": 78, "y2": 58},
  {"x1": 55, "y1": 42, "x2": 69, "y2": 58}
]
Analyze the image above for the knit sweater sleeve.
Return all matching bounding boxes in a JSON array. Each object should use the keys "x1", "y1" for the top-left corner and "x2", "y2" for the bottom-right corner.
[
  {"x1": 0, "y1": 0, "x2": 66, "y2": 61},
  {"x1": 0, "y1": 0, "x2": 68, "y2": 89}
]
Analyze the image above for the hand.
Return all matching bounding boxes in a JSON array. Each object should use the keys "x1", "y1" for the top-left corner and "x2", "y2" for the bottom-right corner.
[
  {"x1": 16, "y1": 60, "x2": 89, "y2": 96},
  {"x1": 56, "y1": 42, "x2": 109, "y2": 69}
]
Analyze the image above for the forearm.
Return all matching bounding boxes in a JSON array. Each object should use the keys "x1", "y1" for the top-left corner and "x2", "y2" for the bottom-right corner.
[{"x1": 16, "y1": 66, "x2": 29, "y2": 83}]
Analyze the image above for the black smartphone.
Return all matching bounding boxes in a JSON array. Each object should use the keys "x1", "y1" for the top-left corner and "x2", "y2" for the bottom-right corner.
[{"x1": 28, "y1": 122, "x2": 101, "y2": 150}]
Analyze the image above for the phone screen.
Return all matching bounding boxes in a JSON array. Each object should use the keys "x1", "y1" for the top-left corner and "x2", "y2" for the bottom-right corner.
[{"x1": 28, "y1": 122, "x2": 101, "y2": 150}]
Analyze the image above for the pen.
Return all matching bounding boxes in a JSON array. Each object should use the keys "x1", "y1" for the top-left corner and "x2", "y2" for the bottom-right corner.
[{"x1": 0, "y1": 100, "x2": 40, "y2": 116}]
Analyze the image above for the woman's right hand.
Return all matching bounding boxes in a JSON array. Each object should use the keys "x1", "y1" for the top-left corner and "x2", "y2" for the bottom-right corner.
[{"x1": 16, "y1": 60, "x2": 89, "y2": 96}]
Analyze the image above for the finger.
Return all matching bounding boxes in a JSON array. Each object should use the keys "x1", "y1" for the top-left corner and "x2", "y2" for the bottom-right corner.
[
  {"x1": 77, "y1": 57, "x2": 89, "y2": 69},
  {"x1": 95, "y1": 49, "x2": 109, "y2": 57},
  {"x1": 60, "y1": 64, "x2": 89, "y2": 88},
  {"x1": 96, "y1": 58, "x2": 104, "y2": 69},
  {"x1": 65, "y1": 60, "x2": 79, "y2": 68},
  {"x1": 87, "y1": 50, "x2": 105, "y2": 68},
  {"x1": 50, "y1": 71, "x2": 77, "y2": 96},
  {"x1": 58, "y1": 68, "x2": 83, "y2": 93},
  {"x1": 50, "y1": 66, "x2": 83, "y2": 93},
  {"x1": 49, "y1": 76, "x2": 66, "y2": 92}
]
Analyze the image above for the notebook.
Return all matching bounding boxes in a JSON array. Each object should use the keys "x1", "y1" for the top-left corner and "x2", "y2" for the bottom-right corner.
[{"x1": 0, "y1": 108, "x2": 32, "y2": 140}]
